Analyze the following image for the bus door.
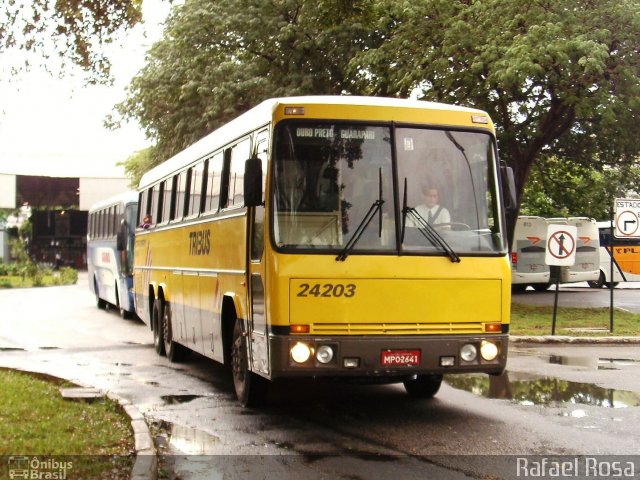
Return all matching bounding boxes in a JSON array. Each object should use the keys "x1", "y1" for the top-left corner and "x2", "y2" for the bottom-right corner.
[{"x1": 248, "y1": 130, "x2": 270, "y2": 376}]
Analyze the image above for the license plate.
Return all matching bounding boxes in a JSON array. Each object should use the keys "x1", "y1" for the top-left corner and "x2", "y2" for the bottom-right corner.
[{"x1": 381, "y1": 349, "x2": 421, "y2": 367}]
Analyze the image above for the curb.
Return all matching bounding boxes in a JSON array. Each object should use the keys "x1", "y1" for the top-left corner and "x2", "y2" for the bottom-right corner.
[
  {"x1": 115, "y1": 397, "x2": 158, "y2": 480},
  {"x1": 510, "y1": 335, "x2": 640, "y2": 344}
]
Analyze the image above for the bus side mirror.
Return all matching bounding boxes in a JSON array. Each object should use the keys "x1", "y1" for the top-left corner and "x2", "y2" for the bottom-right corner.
[
  {"x1": 244, "y1": 157, "x2": 263, "y2": 207},
  {"x1": 500, "y1": 165, "x2": 518, "y2": 214}
]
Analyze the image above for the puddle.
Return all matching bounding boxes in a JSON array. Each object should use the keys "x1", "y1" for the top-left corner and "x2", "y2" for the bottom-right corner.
[
  {"x1": 546, "y1": 355, "x2": 639, "y2": 371},
  {"x1": 153, "y1": 419, "x2": 221, "y2": 455},
  {"x1": 445, "y1": 372, "x2": 640, "y2": 408},
  {"x1": 160, "y1": 394, "x2": 204, "y2": 405}
]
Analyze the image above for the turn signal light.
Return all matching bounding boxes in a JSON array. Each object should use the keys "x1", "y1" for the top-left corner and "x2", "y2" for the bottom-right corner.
[
  {"x1": 291, "y1": 324, "x2": 309, "y2": 334},
  {"x1": 484, "y1": 323, "x2": 502, "y2": 333}
]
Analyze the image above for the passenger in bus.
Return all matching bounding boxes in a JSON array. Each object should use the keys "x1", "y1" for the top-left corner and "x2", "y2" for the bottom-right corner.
[
  {"x1": 416, "y1": 186, "x2": 450, "y2": 227},
  {"x1": 139, "y1": 214, "x2": 152, "y2": 229}
]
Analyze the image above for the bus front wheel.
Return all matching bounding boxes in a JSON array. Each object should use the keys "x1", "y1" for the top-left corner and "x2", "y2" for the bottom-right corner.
[
  {"x1": 152, "y1": 299, "x2": 165, "y2": 356},
  {"x1": 403, "y1": 374, "x2": 443, "y2": 399},
  {"x1": 231, "y1": 319, "x2": 268, "y2": 407}
]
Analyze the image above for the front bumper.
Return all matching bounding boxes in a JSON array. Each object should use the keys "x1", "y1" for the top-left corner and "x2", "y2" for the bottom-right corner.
[{"x1": 268, "y1": 333, "x2": 508, "y2": 379}]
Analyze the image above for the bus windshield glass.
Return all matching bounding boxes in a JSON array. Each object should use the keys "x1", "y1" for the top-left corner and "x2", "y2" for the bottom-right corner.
[{"x1": 272, "y1": 122, "x2": 505, "y2": 256}]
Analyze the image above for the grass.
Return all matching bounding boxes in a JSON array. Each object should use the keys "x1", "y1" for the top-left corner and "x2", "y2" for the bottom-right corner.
[
  {"x1": 0, "y1": 369, "x2": 135, "y2": 479},
  {"x1": 511, "y1": 303, "x2": 640, "y2": 336},
  {"x1": 0, "y1": 274, "x2": 75, "y2": 288}
]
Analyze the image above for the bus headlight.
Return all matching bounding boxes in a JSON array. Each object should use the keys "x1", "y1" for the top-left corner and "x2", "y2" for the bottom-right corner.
[
  {"x1": 291, "y1": 342, "x2": 312, "y2": 364},
  {"x1": 316, "y1": 345, "x2": 334, "y2": 364},
  {"x1": 460, "y1": 344, "x2": 477, "y2": 362},
  {"x1": 480, "y1": 341, "x2": 499, "y2": 361}
]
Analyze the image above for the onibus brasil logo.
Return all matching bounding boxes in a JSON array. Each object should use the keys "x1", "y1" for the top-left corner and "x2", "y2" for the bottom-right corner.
[{"x1": 8, "y1": 456, "x2": 73, "y2": 479}]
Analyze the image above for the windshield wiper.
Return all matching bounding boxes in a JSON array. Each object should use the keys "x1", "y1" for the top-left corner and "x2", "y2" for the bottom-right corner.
[
  {"x1": 401, "y1": 178, "x2": 460, "y2": 263},
  {"x1": 336, "y1": 168, "x2": 384, "y2": 261}
]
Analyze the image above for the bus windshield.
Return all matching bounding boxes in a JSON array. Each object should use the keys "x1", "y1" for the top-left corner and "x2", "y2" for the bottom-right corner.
[{"x1": 272, "y1": 122, "x2": 505, "y2": 256}]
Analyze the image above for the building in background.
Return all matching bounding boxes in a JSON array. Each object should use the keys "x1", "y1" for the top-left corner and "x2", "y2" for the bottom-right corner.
[{"x1": 0, "y1": 172, "x2": 130, "y2": 267}]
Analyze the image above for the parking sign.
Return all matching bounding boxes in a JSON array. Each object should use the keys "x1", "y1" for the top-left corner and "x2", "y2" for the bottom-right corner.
[{"x1": 614, "y1": 198, "x2": 640, "y2": 238}]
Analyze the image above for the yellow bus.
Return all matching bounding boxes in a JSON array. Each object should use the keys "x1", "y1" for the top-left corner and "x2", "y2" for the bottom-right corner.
[{"x1": 133, "y1": 96, "x2": 514, "y2": 406}]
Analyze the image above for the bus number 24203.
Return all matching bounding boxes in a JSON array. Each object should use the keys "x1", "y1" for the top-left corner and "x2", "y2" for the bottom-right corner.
[{"x1": 297, "y1": 283, "x2": 356, "y2": 298}]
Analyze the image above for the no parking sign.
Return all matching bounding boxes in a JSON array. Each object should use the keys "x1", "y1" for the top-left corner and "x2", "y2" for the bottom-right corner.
[{"x1": 545, "y1": 224, "x2": 577, "y2": 267}]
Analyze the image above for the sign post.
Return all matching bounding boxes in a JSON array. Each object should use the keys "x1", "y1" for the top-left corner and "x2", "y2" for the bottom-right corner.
[
  {"x1": 612, "y1": 198, "x2": 640, "y2": 332},
  {"x1": 545, "y1": 224, "x2": 577, "y2": 335}
]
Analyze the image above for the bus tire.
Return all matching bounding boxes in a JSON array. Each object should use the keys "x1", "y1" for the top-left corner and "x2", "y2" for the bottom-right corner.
[
  {"x1": 152, "y1": 299, "x2": 166, "y2": 356},
  {"x1": 588, "y1": 271, "x2": 605, "y2": 289},
  {"x1": 162, "y1": 301, "x2": 186, "y2": 362},
  {"x1": 95, "y1": 279, "x2": 106, "y2": 309},
  {"x1": 116, "y1": 287, "x2": 132, "y2": 319},
  {"x1": 231, "y1": 318, "x2": 268, "y2": 407},
  {"x1": 403, "y1": 374, "x2": 443, "y2": 399},
  {"x1": 532, "y1": 283, "x2": 550, "y2": 292}
]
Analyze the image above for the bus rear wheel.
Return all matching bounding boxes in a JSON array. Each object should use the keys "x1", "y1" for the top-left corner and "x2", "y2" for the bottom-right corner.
[
  {"x1": 588, "y1": 271, "x2": 606, "y2": 289},
  {"x1": 162, "y1": 302, "x2": 186, "y2": 362},
  {"x1": 95, "y1": 279, "x2": 106, "y2": 309},
  {"x1": 152, "y1": 299, "x2": 165, "y2": 356},
  {"x1": 403, "y1": 374, "x2": 443, "y2": 398},
  {"x1": 231, "y1": 319, "x2": 268, "y2": 407}
]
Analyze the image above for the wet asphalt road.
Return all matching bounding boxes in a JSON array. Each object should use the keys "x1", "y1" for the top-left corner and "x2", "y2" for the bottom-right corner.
[{"x1": 1, "y1": 274, "x2": 639, "y2": 479}]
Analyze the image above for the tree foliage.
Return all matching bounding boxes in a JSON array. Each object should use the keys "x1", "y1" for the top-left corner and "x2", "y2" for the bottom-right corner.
[
  {"x1": 1, "y1": 0, "x2": 143, "y2": 81},
  {"x1": 520, "y1": 156, "x2": 640, "y2": 220},
  {"x1": 112, "y1": 0, "x2": 378, "y2": 171},
  {"x1": 354, "y1": 0, "x2": 640, "y2": 199},
  {"x1": 116, "y1": 0, "x2": 640, "y2": 212}
]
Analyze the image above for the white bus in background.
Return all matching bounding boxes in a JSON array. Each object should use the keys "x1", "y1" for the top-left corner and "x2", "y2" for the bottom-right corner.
[
  {"x1": 511, "y1": 216, "x2": 600, "y2": 291},
  {"x1": 589, "y1": 221, "x2": 640, "y2": 288},
  {"x1": 511, "y1": 216, "x2": 550, "y2": 291},
  {"x1": 87, "y1": 191, "x2": 138, "y2": 318},
  {"x1": 566, "y1": 217, "x2": 600, "y2": 284}
]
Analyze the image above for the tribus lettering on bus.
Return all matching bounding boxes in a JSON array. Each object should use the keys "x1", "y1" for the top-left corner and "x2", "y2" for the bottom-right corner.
[{"x1": 189, "y1": 230, "x2": 211, "y2": 256}]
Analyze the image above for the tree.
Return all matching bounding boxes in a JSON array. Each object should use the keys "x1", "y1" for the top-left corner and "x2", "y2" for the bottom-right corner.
[
  {"x1": 1, "y1": 0, "x2": 143, "y2": 81},
  {"x1": 117, "y1": 147, "x2": 155, "y2": 187},
  {"x1": 519, "y1": 158, "x2": 640, "y2": 220},
  {"x1": 353, "y1": 0, "x2": 640, "y2": 204},
  {"x1": 111, "y1": 0, "x2": 379, "y2": 165}
]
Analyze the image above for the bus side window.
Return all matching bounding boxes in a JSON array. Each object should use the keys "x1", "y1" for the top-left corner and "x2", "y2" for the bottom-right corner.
[
  {"x1": 159, "y1": 178, "x2": 172, "y2": 224},
  {"x1": 220, "y1": 149, "x2": 231, "y2": 208},
  {"x1": 149, "y1": 186, "x2": 158, "y2": 228},
  {"x1": 205, "y1": 152, "x2": 223, "y2": 213},
  {"x1": 255, "y1": 130, "x2": 269, "y2": 202},
  {"x1": 98, "y1": 210, "x2": 104, "y2": 238},
  {"x1": 228, "y1": 138, "x2": 250, "y2": 207},
  {"x1": 187, "y1": 162, "x2": 205, "y2": 217},
  {"x1": 137, "y1": 191, "x2": 146, "y2": 227},
  {"x1": 173, "y1": 172, "x2": 187, "y2": 221}
]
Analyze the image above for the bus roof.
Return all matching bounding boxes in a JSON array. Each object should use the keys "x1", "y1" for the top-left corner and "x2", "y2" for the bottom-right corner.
[
  {"x1": 88, "y1": 190, "x2": 138, "y2": 213},
  {"x1": 138, "y1": 96, "x2": 493, "y2": 190}
]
